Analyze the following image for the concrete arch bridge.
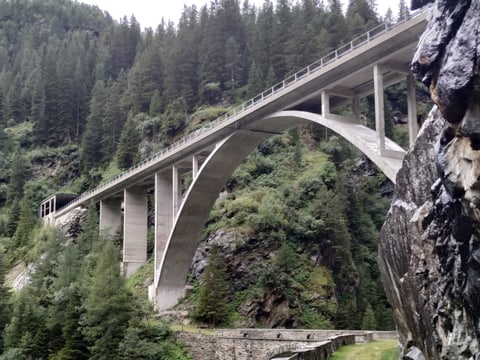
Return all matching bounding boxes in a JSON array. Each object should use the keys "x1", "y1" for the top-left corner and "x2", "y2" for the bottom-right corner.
[{"x1": 39, "y1": 11, "x2": 427, "y2": 310}]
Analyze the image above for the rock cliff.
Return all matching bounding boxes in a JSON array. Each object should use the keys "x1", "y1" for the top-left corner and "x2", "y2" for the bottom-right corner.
[{"x1": 379, "y1": 0, "x2": 480, "y2": 359}]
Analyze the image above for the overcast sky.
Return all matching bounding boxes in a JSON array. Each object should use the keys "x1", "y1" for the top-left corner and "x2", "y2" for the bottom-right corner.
[{"x1": 78, "y1": 0, "x2": 402, "y2": 30}]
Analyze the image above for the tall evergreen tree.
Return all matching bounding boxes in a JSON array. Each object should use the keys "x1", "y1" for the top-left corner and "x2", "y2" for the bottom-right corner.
[
  {"x1": 80, "y1": 81, "x2": 107, "y2": 174},
  {"x1": 102, "y1": 71, "x2": 128, "y2": 163},
  {"x1": 12, "y1": 194, "x2": 36, "y2": 249},
  {"x1": 247, "y1": 60, "x2": 264, "y2": 97},
  {"x1": 397, "y1": 0, "x2": 410, "y2": 22},
  {"x1": 6, "y1": 150, "x2": 28, "y2": 204},
  {"x1": 270, "y1": 0, "x2": 292, "y2": 79},
  {"x1": 116, "y1": 114, "x2": 140, "y2": 170},
  {"x1": 0, "y1": 252, "x2": 11, "y2": 352},
  {"x1": 83, "y1": 241, "x2": 133, "y2": 359},
  {"x1": 195, "y1": 245, "x2": 229, "y2": 326}
]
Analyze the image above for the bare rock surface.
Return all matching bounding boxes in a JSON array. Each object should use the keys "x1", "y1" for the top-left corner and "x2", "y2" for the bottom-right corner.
[{"x1": 380, "y1": 1, "x2": 480, "y2": 359}]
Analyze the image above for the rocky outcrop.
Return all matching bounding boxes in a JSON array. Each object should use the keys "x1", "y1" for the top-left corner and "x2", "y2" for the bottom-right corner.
[
  {"x1": 190, "y1": 229, "x2": 335, "y2": 328},
  {"x1": 379, "y1": 1, "x2": 480, "y2": 359}
]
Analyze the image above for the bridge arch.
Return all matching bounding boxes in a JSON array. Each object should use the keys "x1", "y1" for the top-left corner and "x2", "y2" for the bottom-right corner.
[{"x1": 153, "y1": 110, "x2": 405, "y2": 310}]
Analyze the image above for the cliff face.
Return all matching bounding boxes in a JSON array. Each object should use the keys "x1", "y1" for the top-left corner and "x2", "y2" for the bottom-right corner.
[{"x1": 379, "y1": 1, "x2": 480, "y2": 359}]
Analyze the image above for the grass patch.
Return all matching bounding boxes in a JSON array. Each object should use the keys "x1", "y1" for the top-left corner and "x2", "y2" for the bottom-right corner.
[
  {"x1": 126, "y1": 259, "x2": 154, "y2": 305},
  {"x1": 5, "y1": 121, "x2": 33, "y2": 138},
  {"x1": 330, "y1": 340, "x2": 398, "y2": 360},
  {"x1": 379, "y1": 346, "x2": 400, "y2": 360},
  {"x1": 170, "y1": 324, "x2": 215, "y2": 336},
  {"x1": 190, "y1": 106, "x2": 232, "y2": 128}
]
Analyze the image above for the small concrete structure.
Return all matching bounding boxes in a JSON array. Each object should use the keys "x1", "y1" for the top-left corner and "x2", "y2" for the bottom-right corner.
[
  {"x1": 39, "y1": 11, "x2": 428, "y2": 310},
  {"x1": 39, "y1": 193, "x2": 78, "y2": 225}
]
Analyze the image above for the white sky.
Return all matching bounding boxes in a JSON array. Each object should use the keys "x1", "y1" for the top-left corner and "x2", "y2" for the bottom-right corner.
[{"x1": 78, "y1": 0, "x2": 402, "y2": 30}]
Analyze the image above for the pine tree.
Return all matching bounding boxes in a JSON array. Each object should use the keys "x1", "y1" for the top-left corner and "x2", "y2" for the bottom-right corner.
[
  {"x1": 361, "y1": 303, "x2": 377, "y2": 330},
  {"x1": 29, "y1": 68, "x2": 46, "y2": 144},
  {"x1": 265, "y1": 65, "x2": 277, "y2": 88},
  {"x1": 397, "y1": 0, "x2": 410, "y2": 22},
  {"x1": 149, "y1": 89, "x2": 162, "y2": 117},
  {"x1": 83, "y1": 241, "x2": 133, "y2": 359},
  {"x1": 270, "y1": 0, "x2": 291, "y2": 79},
  {"x1": 0, "y1": 252, "x2": 11, "y2": 352},
  {"x1": 6, "y1": 150, "x2": 28, "y2": 204},
  {"x1": 247, "y1": 60, "x2": 264, "y2": 98},
  {"x1": 5, "y1": 200, "x2": 20, "y2": 238},
  {"x1": 13, "y1": 195, "x2": 36, "y2": 249},
  {"x1": 224, "y1": 36, "x2": 242, "y2": 91},
  {"x1": 195, "y1": 245, "x2": 229, "y2": 327},
  {"x1": 384, "y1": 7, "x2": 394, "y2": 27},
  {"x1": 116, "y1": 114, "x2": 140, "y2": 170},
  {"x1": 102, "y1": 72, "x2": 128, "y2": 163},
  {"x1": 80, "y1": 81, "x2": 107, "y2": 174},
  {"x1": 160, "y1": 98, "x2": 188, "y2": 140},
  {"x1": 52, "y1": 286, "x2": 89, "y2": 360}
]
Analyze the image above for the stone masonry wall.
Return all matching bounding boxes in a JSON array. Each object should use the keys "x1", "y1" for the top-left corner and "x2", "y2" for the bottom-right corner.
[{"x1": 176, "y1": 330, "x2": 392, "y2": 360}]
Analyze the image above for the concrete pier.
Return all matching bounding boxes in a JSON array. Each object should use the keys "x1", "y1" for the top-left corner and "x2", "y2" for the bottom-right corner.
[
  {"x1": 123, "y1": 186, "x2": 148, "y2": 276},
  {"x1": 99, "y1": 198, "x2": 122, "y2": 239}
]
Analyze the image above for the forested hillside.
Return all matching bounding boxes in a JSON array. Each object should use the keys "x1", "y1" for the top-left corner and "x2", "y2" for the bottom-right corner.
[{"x1": 0, "y1": 0, "x2": 425, "y2": 358}]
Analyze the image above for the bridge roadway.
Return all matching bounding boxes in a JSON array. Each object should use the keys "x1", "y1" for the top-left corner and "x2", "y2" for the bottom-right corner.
[{"x1": 41, "y1": 9, "x2": 428, "y2": 310}]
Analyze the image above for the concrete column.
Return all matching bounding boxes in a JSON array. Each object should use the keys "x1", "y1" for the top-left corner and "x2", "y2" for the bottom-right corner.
[
  {"x1": 99, "y1": 198, "x2": 122, "y2": 239},
  {"x1": 123, "y1": 186, "x2": 148, "y2": 277},
  {"x1": 172, "y1": 165, "x2": 181, "y2": 217},
  {"x1": 352, "y1": 96, "x2": 361, "y2": 123},
  {"x1": 374, "y1": 64, "x2": 386, "y2": 155},
  {"x1": 192, "y1": 154, "x2": 199, "y2": 179},
  {"x1": 321, "y1": 91, "x2": 330, "y2": 117},
  {"x1": 154, "y1": 171, "x2": 174, "y2": 287},
  {"x1": 407, "y1": 73, "x2": 418, "y2": 146},
  {"x1": 53, "y1": 197, "x2": 56, "y2": 213}
]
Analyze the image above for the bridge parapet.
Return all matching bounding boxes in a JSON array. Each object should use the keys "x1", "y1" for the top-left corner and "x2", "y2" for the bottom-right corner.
[{"x1": 215, "y1": 328, "x2": 397, "y2": 343}]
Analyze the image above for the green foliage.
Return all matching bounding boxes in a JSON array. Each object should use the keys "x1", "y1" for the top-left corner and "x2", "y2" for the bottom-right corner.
[
  {"x1": 195, "y1": 245, "x2": 229, "y2": 326},
  {"x1": 259, "y1": 242, "x2": 301, "y2": 300},
  {"x1": 160, "y1": 98, "x2": 188, "y2": 141},
  {"x1": 361, "y1": 303, "x2": 377, "y2": 330},
  {"x1": 296, "y1": 306, "x2": 332, "y2": 329},
  {"x1": 379, "y1": 347, "x2": 400, "y2": 360},
  {"x1": 116, "y1": 114, "x2": 141, "y2": 170},
  {"x1": 0, "y1": 253, "x2": 11, "y2": 352},
  {"x1": 83, "y1": 241, "x2": 133, "y2": 358}
]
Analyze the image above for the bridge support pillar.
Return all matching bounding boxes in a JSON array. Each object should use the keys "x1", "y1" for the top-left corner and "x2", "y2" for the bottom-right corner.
[
  {"x1": 151, "y1": 171, "x2": 174, "y2": 303},
  {"x1": 407, "y1": 73, "x2": 418, "y2": 146},
  {"x1": 123, "y1": 186, "x2": 147, "y2": 277},
  {"x1": 374, "y1": 64, "x2": 386, "y2": 155},
  {"x1": 321, "y1": 90, "x2": 330, "y2": 117},
  {"x1": 192, "y1": 155, "x2": 199, "y2": 179},
  {"x1": 173, "y1": 164, "x2": 181, "y2": 217},
  {"x1": 99, "y1": 198, "x2": 122, "y2": 238}
]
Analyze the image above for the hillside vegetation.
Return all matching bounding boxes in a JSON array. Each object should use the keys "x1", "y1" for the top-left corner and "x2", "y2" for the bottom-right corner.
[{"x1": 0, "y1": 0, "x2": 426, "y2": 358}]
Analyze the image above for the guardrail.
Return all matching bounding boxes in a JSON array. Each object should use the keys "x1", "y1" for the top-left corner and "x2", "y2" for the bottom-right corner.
[{"x1": 55, "y1": 8, "x2": 427, "y2": 215}]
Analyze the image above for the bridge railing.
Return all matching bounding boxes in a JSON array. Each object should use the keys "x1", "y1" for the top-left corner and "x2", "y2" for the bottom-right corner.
[{"x1": 56, "y1": 8, "x2": 427, "y2": 215}]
